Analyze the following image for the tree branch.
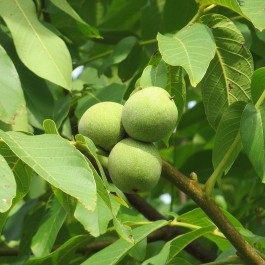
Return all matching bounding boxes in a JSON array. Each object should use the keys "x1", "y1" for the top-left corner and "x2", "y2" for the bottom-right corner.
[
  {"x1": 162, "y1": 160, "x2": 265, "y2": 265},
  {"x1": 125, "y1": 193, "x2": 216, "y2": 263}
]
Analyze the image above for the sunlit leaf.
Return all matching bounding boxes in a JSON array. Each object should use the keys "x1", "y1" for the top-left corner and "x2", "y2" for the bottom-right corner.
[
  {"x1": 0, "y1": 44, "x2": 26, "y2": 126},
  {"x1": 0, "y1": 154, "x2": 16, "y2": 212},
  {"x1": 140, "y1": 61, "x2": 167, "y2": 89},
  {"x1": 43, "y1": 119, "x2": 59, "y2": 135},
  {"x1": 0, "y1": 141, "x2": 32, "y2": 233},
  {"x1": 157, "y1": 23, "x2": 216, "y2": 86},
  {"x1": 0, "y1": 0, "x2": 72, "y2": 90},
  {"x1": 239, "y1": 0, "x2": 265, "y2": 31},
  {"x1": 74, "y1": 197, "x2": 112, "y2": 237},
  {"x1": 0, "y1": 131, "x2": 97, "y2": 210},
  {"x1": 196, "y1": 0, "x2": 243, "y2": 15}
]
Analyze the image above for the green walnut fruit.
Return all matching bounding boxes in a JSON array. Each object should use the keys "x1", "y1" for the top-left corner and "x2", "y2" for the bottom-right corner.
[
  {"x1": 108, "y1": 138, "x2": 162, "y2": 193},
  {"x1": 122, "y1": 86, "x2": 178, "y2": 142},
  {"x1": 78, "y1": 102, "x2": 126, "y2": 151}
]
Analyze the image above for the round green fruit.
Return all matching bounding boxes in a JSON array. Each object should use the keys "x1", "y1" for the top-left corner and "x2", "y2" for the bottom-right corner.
[
  {"x1": 122, "y1": 86, "x2": 178, "y2": 142},
  {"x1": 78, "y1": 102, "x2": 126, "y2": 151},
  {"x1": 108, "y1": 138, "x2": 162, "y2": 193}
]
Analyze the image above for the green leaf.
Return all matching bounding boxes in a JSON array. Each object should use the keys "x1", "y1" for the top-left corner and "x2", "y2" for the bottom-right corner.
[
  {"x1": 0, "y1": 154, "x2": 16, "y2": 212},
  {"x1": 142, "y1": 227, "x2": 213, "y2": 265},
  {"x1": 240, "y1": 103, "x2": 265, "y2": 181},
  {"x1": 0, "y1": 31, "x2": 56, "y2": 129},
  {"x1": 0, "y1": 131, "x2": 97, "y2": 210},
  {"x1": 26, "y1": 235, "x2": 92, "y2": 265},
  {"x1": 251, "y1": 67, "x2": 265, "y2": 105},
  {"x1": 31, "y1": 197, "x2": 67, "y2": 257},
  {"x1": 140, "y1": 0, "x2": 161, "y2": 39},
  {"x1": 167, "y1": 257, "x2": 192, "y2": 265},
  {"x1": 98, "y1": 0, "x2": 145, "y2": 30},
  {"x1": 0, "y1": 141, "x2": 32, "y2": 233},
  {"x1": 0, "y1": 0, "x2": 72, "y2": 90},
  {"x1": 239, "y1": 0, "x2": 265, "y2": 31},
  {"x1": 16, "y1": 202, "x2": 44, "y2": 256},
  {"x1": 52, "y1": 94, "x2": 71, "y2": 129},
  {"x1": 213, "y1": 101, "x2": 246, "y2": 172},
  {"x1": 50, "y1": 0, "x2": 100, "y2": 38},
  {"x1": 140, "y1": 61, "x2": 167, "y2": 89},
  {"x1": 157, "y1": 23, "x2": 216, "y2": 86},
  {"x1": 197, "y1": 0, "x2": 243, "y2": 15},
  {"x1": 52, "y1": 187, "x2": 76, "y2": 216},
  {"x1": 166, "y1": 66, "x2": 186, "y2": 125},
  {"x1": 201, "y1": 14, "x2": 253, "y2": 129},
  {"x1": 178, "y1": 207, "x2": 243, "y2": 230},
  {"x1": 177, "y1": 208, "x2": 215, "y2": 227},
  {"x1": 129, "y1": 238, "x2": 147, "y2": 261},
  {"x1": 100, "y1": 36, "x2": 137, "y2": 74},
  {"x1": 43, "y1": 119, "x2": 59, "y2": 135},
  {"x1": 74, "y1": 197, "x2": 112, "y2": 237},
  {"x1": 118, "y1": 44, "x2": 142, "y2": 82},
  {"x1": 75, "y1": 134, "x2": 108, "y2": 185},
  {"x1": 81, "y1": 220, "x2": 167, "y2": 265},
  {"x1": 177, "y1": 208, "x2": 231, "y2": 251},
  {"x1": 0, "y1": 44, "x2": 26, "y2": 126}
]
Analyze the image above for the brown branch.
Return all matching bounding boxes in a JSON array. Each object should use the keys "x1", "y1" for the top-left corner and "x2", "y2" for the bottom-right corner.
[
  {"x1": 125, "y1": 193, "x2": 216, "y2": 263},
  {"x1": 162, "y1": 160, "x2": 265, "y2": 265}
]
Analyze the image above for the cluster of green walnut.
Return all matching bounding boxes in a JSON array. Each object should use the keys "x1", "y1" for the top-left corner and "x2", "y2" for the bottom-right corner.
[{"x1": 78, "y1": 86, "x2": 178, "y2": 194}]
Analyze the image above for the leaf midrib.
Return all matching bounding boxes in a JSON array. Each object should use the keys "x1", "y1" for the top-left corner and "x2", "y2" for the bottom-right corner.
[{"x1": 13, "y1": 0, "x2": 67, "y2": 86}]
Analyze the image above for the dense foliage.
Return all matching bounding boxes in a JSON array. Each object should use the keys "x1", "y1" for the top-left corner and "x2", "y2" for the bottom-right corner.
[{"x1": 0, "y1": 0, "x2": 265, "y2": 264}]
